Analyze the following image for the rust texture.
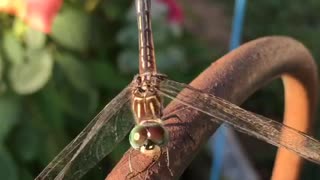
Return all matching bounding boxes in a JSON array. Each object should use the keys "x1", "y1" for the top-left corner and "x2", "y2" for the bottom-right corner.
[{"x1": 106, "y1": 36, "x2": 318, "y2": 180}]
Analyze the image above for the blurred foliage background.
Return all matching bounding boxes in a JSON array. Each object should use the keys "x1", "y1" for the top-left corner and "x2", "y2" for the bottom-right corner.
[{"x1": 0, "y1": 0, "x2": 319, "y2": 180}]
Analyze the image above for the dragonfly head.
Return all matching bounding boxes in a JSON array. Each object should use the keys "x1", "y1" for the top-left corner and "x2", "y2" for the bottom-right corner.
[{"x1": 129, "y1": 123, "x2": 169, "y2": 155}]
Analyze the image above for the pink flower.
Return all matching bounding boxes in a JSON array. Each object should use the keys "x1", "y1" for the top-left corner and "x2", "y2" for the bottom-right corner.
[
  {"x1": 0, "y1": 0, "x2": 63, "y2": 33},
  {"x1": 158, "y1": 0, "x2": 183, "y2": 24},
  {"x1": 24, "y1": 0, "x2": 62, "y2": 33}
]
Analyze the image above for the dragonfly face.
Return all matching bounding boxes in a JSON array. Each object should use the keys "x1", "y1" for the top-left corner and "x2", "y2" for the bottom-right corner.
[
  {"x1": 129, "y1": 122, "x2": 168, "y2": 155},
  {"x1": 130, "y1": 74, "x2": 169, "y2": 155}
]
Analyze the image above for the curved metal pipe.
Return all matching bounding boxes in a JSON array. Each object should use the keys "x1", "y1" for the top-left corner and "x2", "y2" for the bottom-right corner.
[{"x1": 107, "y1": 36, "x2": 318, "y2": 180}]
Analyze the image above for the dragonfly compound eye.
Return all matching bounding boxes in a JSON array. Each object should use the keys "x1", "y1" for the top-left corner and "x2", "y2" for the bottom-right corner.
[
  {"x1": 129, "y1": 125, "x2": 148, "y2": 149},
  {"x1": 146, "y1": 125, "x2": 169, "y2": 146}
]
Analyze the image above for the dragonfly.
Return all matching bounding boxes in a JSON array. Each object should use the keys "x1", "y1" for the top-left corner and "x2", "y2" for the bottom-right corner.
[{"x1": 36, "y1": 0, "x2": 320, "y2": 179}]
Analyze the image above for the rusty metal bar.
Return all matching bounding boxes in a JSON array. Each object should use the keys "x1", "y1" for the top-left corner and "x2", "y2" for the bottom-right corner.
[{"x1": 107, "y1": 36, "x2": 318, "y2": 180}]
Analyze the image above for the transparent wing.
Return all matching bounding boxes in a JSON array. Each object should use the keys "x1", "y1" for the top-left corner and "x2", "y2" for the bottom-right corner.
[
  {"x1": 36, "y1": 86, "x2": 134, "y2": 180},
  {"x1": 158, "y1": 79, "x2": 320, "y2": 164}
]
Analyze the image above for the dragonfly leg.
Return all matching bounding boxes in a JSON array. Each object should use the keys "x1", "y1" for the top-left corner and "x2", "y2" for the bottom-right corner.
[
  {"x1": 126, "y1": 149, "x2": 144, "y2": 180},
  {"x1": 129, "y1": 149, "x2": 133, "y2": 173},
  {"x1": 165, "y1": 147, "x2": 174, "y2": 176},
  {"x1": 143, "y1": 152, "x2": 161, "y2": 180},
  {"x1": 126, "y1": 149, "x2": 134, "y2": 179},
  {"x1": 126, "y1": 150, "x2": 160, "y2": 179}
]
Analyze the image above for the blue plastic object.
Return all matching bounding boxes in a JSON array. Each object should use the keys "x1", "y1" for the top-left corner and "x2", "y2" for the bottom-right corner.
[{"x1": 210, "y1": 0, "x2": 247, "y2": 180}]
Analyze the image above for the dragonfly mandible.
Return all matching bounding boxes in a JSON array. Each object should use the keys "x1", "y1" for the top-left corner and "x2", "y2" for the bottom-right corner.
[{"x1": 36, "y1": 0, "x2": 320, "y2": 179}]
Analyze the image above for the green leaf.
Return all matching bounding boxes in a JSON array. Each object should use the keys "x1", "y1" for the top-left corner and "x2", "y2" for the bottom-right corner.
[
  {"x1": 0, "y1": 55, "x2": 3, "y2": 80},
  {"x1": 85, "y1": 0, "x2": 101, "y2": 11},
  {"x1": 58, "y1": 84, "x2": 98, "y2": 120},
  {"x1": 102, "y1": 1, "x2": 126, "y2": 20},
  {"x1": 51, "y1": 7, "x2": 90, "y2": 52},
  {"x1": 0, "y1": 147, "x2": 18, "y2": 180},
  {"x1": 116, "y1": 25, "x2": 138, "y2": 48},
  {"x1": 0, "y1": 96, "x2": 20, "y2": 142},
  {"x1": 9, "y1": 49, "x2": 53, "y2": 95},
  {"x1": 0, "y1": 56, "x2": 5, "y2": 94},
  {"x1": 25, "y1": 27, "x2": 46, "y2": 49},
  {"x1": 157, "y1": 46, "x2": 185, "y2": 71},
  {"x1": 151, "y1": 0, "x2": 169, "y2": 20},
  {"x1": 90, "y1": 61, "x2": 128, "y2": 89},
  {"x1": 19, "y1": 168, "x2": 33, "y2": 180},
  {"x1": 56, "y1": 52, "x2": 92, "y2": 92},
  {"x1": 37, "y1": 83, "x2": 65, "y2": 130},
  {"x1": 152, "y1": 21, "x2": 171, "y2": 46},
  {"x1": 2, "y1": 33, "x2": 24, "y2": 64},
  {"x1": 11, "y1": 122, "x2": 40, "y2": 162},
  {"x1": 117, "y1": 50, "x2": 139, "y2": 73}
]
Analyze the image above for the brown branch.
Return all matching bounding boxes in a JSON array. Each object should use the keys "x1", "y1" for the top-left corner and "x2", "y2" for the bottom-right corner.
[{"x1": 106, "y1": 36, "x2": 318, "y2": 180}]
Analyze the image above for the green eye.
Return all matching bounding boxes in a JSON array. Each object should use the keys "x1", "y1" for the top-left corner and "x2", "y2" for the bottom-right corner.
[
  {"x1": 129, "y1": 124, "x2": 169, "y2": 150},
  {"x1": 129, "y1": 125, "x2": 148, "y2": 149}
]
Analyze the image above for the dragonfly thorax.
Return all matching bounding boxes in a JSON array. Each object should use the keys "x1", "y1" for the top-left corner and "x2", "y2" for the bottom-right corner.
[{"x1": 131, "y1": 74, "x2": 165, "y2": 122}]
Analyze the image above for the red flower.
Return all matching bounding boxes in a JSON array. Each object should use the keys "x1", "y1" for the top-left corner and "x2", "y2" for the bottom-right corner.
[
  {"x1": 0, "y1": 0, "x2": 63, "y2": 33},
  {"x1": 158, "y1": 0, "x2": 183, "y2": 24}
]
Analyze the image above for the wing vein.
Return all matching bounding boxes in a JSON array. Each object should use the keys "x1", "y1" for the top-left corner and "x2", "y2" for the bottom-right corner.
[
  {"x1": 36, "y1": 85, "x2": 133, "y2": 180},
  {"x1": 158, "y1": 79, "x2": 320, "y2": 164}
]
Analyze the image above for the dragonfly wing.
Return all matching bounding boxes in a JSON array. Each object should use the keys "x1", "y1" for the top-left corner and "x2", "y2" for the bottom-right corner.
[
  {"x1": 158, "y1": 79, "x2": 320, "y2": 164},
  {"x1": 36, "y1": 86, "x2": 134, "y2": 180}
]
